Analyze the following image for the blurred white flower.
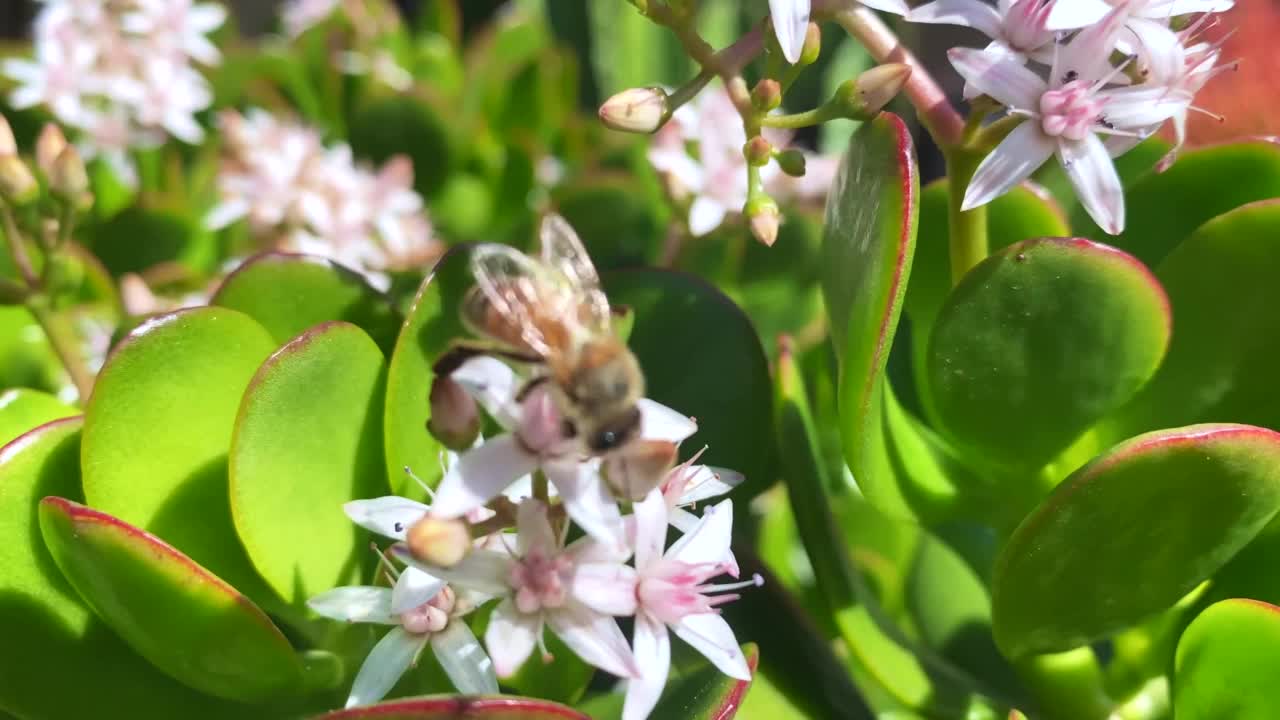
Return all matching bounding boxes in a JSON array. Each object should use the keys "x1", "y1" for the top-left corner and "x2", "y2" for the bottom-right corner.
[
  {"x1": 282, "y1": 0, "x2": 342, "y2": 38},
  {"x1": 2, "y1": 0, "x2": 224, "y2": 187},
  {"x1": 205, "y1": 109, "x2": 442, "y2": 286}
]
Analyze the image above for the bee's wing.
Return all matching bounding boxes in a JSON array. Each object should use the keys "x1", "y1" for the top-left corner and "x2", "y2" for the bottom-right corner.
[
  {"x1": 467, "y1": 244, "x2": 570, "y2": 358},
  {"x1": 539, "y1": 214, "x2": 612, "y2": 335}
]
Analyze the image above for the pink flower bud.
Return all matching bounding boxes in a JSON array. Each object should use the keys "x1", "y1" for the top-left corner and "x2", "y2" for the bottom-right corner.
[
  {"x1": 427, "y1": 375, "x2": 481, "y2": 450},
  {"x1": 599, "y1": 86, "x2": 671, "y2": 134}
]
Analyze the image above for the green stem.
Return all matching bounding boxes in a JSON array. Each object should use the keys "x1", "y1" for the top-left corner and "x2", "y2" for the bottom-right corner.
[
  {"x1": 26, "y1": 297, "x2": 94, "y2": 404},
  {"x1": 759, "y1": 104, "x2": 842, "y2": 129},
  {"x1": 944, "y1": 148, "x2": 989, "y2": 285},
  {"x1": 668, "y1": 69, "x2": 714, "y2": 111},
  {"x1": 1015, "y1": 648, "x2": 1114, "y2": 720}
]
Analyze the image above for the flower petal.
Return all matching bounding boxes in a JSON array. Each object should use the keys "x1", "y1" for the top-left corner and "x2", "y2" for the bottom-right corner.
[
  {"x1": 572, "y1": 562, "x2": 639, "y2": 616},
  {"x1": 345, "y1": 627, "x2": 426, "y2": 708},
  {"x1": 962, "y1": 120, "x2": 1055, "y2": 210},
  {"x1": 689, "y1": 195, "x2": 728, "y2": 237},
  {"x1": 547, "y1": 460, "x2": 627, "y2": 551},
  {"x1": 638, "y1": 398, "x2": 698, "y2": 443},
  {"x1": 1096, "y1": 85, "x2": 1189, "y2": 130},
  {"x1": 393, "y1": 546, "x2": 513, "y2": 596},
  {"x1": 484, "y1": 598, "x2": 540, "y2": 677},
  {"x1": 677, "y1": 465, "x2": 744, "y2": 506},
  {"x1": 1058, "y1": 134, "x2": 1125, "y2": 235},
  {"x1": 633, "y1": 489, "x2": 670, "y2": 569},
  {"x1": 907, "y1": 0, "x2": 1002, "y2": 39},
  {"x1": 768, "y1": 0, "x2": 811, "y2": 64},
  {"x1": 672, "y1": 613, "x2": 752, "y2": 681},
  {"x1": 431, "y1": 434, "x2": 537, "y2": 518},
  {"x1": 390, "y1": 566, "x2": 447, "y2": 614},
  {"x1": 516, "y1": 496, "x2": 558, "y2": 556},
  {"x1": 344, "y1": 496, "x2": 430, "y2": 541},
  {"x1": 669, "y1": 499, "x2": 734, "y2": 568},
  {"x1": 946, "y1": 47, "x2": 1045, "y2": 110},
  {"x1": 308, "y1": 586, "x2": 395, "y2": 624},
  {"x1": 622, "y1": 613, "x2": 671, "y2": 720},
  {"x1": 860, "y1": 0, "x2": 910, "y2": 13},
  {"x1": 451, "y1": 356, "x2": 522, "y2": 429},
  {"x1": 432, "y1": 620, "x2": 499, "y2": 694},
  {"x1": 669, "y1": 507, "x2": 701, "y2": 534},
  {"x1": 1045, "y1": 0, "x2": 1110, "y2": 30},
  {"x1": 547, "y1": 602, "x2": 639, "y2": 679}
]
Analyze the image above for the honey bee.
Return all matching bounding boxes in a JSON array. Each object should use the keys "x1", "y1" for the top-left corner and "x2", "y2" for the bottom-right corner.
[{"x1": 436, "y1": 214, "x2": 645, "y2": 454}]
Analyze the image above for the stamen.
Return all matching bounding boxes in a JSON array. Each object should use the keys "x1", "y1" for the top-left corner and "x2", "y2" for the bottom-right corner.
[
  {"x1": 410, "y1": 635, "x2": 430, "y2": 667},
  {"x1": 536, "y1": 626, "x2": 554, "y2": 664},
  {"x1": 701, "y1": 573, "x2": 765, "y2": 594},
  {"x1": 404, "y1": 465, "x2": 436, "y2": 499},
  {"x1": 1092, "y1": 54, "x2": 1138, "y2": 90},
  {"x1": 370, "y1": 542, "x2": 401, "y2": 583}
]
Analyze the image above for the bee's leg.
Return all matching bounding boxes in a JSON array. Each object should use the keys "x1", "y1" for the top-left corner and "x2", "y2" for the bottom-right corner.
[{"x1": 432, "y1": 339, "x2": 542, "y2": 377}]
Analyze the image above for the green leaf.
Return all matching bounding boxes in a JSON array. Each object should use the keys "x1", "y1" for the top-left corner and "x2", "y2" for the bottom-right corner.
[
  {"x1": 81, "y1": 307, "x2": 281, "y2": 607},
  {"x1": 309, "y1": 695, "x2": 591, "y2": 719},
  {"x1": 992, "y1": 424, "x2": 1280, "y2": 657},
  {"x1": 604, "y1": 268, "x2": 775, "y2": 498},
  {"x1": 1175, "y1": 598, "x2": 1280, "y2": 719},
  {"x1": 0, "y1": 388, "x2": 76, "y2": 448},
  {"x1": 0, "y1": 418, "x2": 256, "y2": 718},
  {"x1": 1080, "y1": 140, "x2": 1280, "y2": 267},
  {"x1": 651, "y1": 643, "x2": 759, "y2": 720},
  {"x1": 0, "y1": 306, "x2": 61, "y2": 393},
  {"x1": 38, "y1": 497, "x2": 304, "y2": 701},
  {"x1": 1108, "y1": 201, "x2": 1280, "y2": 439},
  {"x1": 553, "y1": 179, "x2": 665, "y2": 271},
  {"x1": 907, "y1": 180, "x2": 1069, "y2": 419},
  {"x1": 348, "y1": 95, "x2": 454, "y2": 199},
  {"x1": 928, "y1": 237, "x2": 1169, "y2": 471},
  {"x1": 820, "y1": 113, "x2": 919, "y2": 516},
  {"x1": 384, "y1": 248, "x2": 472, "y2": 498},
  {"x1": 212, "y1": 253, "x2": 402, "y2": 354},
  {"x1": 1032, "y1": 136, "x2": 1169, "y2": 227},
  {"x1": 86, "y1": 206, "x2": 210, "y2": 275},
  {"x1": 230, "y1": 321, "x2": 388, "y2": 605}
]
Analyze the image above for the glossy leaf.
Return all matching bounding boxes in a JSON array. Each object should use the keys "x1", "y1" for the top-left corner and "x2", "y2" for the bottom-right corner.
[
  {"x1": 928, "y1": 238, "x2": 1169, "y2": 470},
  {"x1": 81, "y1": 307, "x2": 281, "y2": 605},
  {"x1": 650, "y1": 643, "x2": 758, "y2": 720},
  {"x1": 819, "y1": 113, "x2": 919, "y2": 515},
  {"x1": 212, "y1": 253, "x2": 401, "y2": 353},
  {"x1": 0, "y1": 418, "x2": 253, "y2": 718},
  {"x1": 384, "y1": 248, "x2": 472, "y2": 499},
  {"x1": 992, "y1": 424, "x2": 1280, "y2": 657},
  {"x1": 230, "y1": 321, "x2": 389, "y2": 604},
  {"x1": 39, "y1": 497, "x2": 304, "y2": 701},
  {"x1": 1108, "y1": 201, "x2": 1280, "y2": 439},
  {"x1": 1079, "y1": 140, "x2": 1280, "y2": 267},
  {"x1": 348, "y1": 95, "x2": 454, "y2": 199},
  {"x1": 1175, "y1": 598, "x2": 1280, "y2": 719},
  {"x1": 0, "y1": 388, "x2": 76, "y2": 448},
  {"x1": 310, "y1": 695, "x2": 590, "y2": 719},
  {"x1": 604, "y1": 268, "x2": 775, "y2": 497}
]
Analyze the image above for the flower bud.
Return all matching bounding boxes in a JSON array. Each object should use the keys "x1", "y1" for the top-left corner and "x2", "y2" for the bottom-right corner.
[
  {"x1": 751, "y1": 79, "x2": 782, "y2": 113},
  {"x1": 49, "y1": 145, "x2": 90, "y2": 205},
  {"x1": 776, "y1": 149, "x2": 806, "y2": 177},
  {"x1": 427, "y1": 375, "x2": 480, "y2": 450},
  {"x1": 835, "y1": 63, "x2": 912, "y2": 120},
  {"x1": 743, "y1": 136, "x2": 773, "y2": 167},
  {"x1": 0, "y1": 155, "x2": 38, "y2": 205},
  {"x1": 406, "y1": 514, "x2": 472, "y2": 568},
  {"x1": 35, "y1": 123, "x2": 68, "y2": 177},
  {"x1": 598, "y1": 86, "x2": 670, "y2": 134},
  {"x1": 746, "y1": 196, "x2": 780, "y2": 247},
  {"x1": 799, "y1": 23, "x2": 822, "y2": 66},
  {"x1": 0, "y1": 115, "x2": 15, "y2": 156},
  {"x1": 604, "y1": 440, "x2": 679, "y2": 501}
]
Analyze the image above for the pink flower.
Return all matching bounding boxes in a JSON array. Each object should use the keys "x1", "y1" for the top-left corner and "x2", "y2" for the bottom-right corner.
[
  {"x1": 908, "y1": 0, "x2": 1058, "y2": 97},
  {"x1": 949, "y1": 7, "x2": 1194, "y2": 233},
  {"x1": 394, "y1": 499, "x2": 641, "y2": 680},
  {"x1": 1047, "y1": 0, "x2": 1233, "y2": 32}
]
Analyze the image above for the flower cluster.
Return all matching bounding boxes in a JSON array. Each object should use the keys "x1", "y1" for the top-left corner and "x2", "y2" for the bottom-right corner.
[
  {"x1": 204, "y1": 109, "x2": 441, "y2": 287},
  {"x1": 310, "y1": 353, "x2": 753, "y2": 718},
  {"x1": 2, "y1": 0, "x2": 225, "y2": 187},
  {"x1": 909, "y1": 0, "x2": 1234, "y2": 234}
]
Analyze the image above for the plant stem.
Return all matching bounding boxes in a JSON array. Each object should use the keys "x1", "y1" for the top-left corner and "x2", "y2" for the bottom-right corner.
[
  {"x1": 1015, "y1": 648, "x2": 1115, "y2": 720},
  {"x1": 760, "y1": 105, "x2": 842, "y2": 129},
  {"x1": 26, "y1": 298, "x2": 94, "y2": 404},
  {"x1": 830, "y1": 4, "x2": 965, "y2": 148},
  {"x1": 1, "y1": 203, "x2": 39, "y2": 287},
  {"x1": 944, "y1": 148, "x2": 989, "y2": 285}
]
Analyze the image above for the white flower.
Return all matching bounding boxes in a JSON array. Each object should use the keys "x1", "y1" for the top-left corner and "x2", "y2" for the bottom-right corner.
[
  {"x1": 949, "y1": 7, "x2": 1193, "y2": 234},
  {"x1": 281, "y1": 0, "x2": 342, "y2": 38},
  {"x1": 581, "y1": 492, "x2": 756, "y2": 720},
  {"x1": 769, "y1": 0, "x2": 908, "y2": 64},
  {"x1": 309, "y1": 573, "x2": 496, "y2": 707},
  {"x1": 430, "y1": 355, "x2": 697, "y2": 549},
  {"x1": 122, "y1": 0, "x2": 227, "y2": 66},
  {"x1": 1047, "y1": 0, "x2": 1233, "y2": 31},
  {"x1": 908, "y1": 0, "x2": 1057, "y2": 97},
  {"x1": 395, "y1": 499, "x2": 641, "y2": 681}
]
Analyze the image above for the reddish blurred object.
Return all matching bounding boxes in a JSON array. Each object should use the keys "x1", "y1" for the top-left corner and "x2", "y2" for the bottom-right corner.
[{"x1": 1177, "y1": 0, "x2": 1280, "y2": 146}]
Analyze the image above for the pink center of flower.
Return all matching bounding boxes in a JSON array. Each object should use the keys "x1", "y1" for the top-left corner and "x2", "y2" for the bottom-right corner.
[
  {"x1": 1039, "y1": 81, "x2": 1105, "y2": 141},
  {"x1": 509, "y1": 548, "x2": 575, "y2": 613},
  {"x1": 398, "y1": 585, "x2": 456, "y2": 635},
  {"x1": 638, "y1": 559, "x2": 761, "y2": 626}
]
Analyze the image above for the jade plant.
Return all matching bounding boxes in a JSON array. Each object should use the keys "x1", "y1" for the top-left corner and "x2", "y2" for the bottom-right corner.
[{"x1": 2, "y1": 1, "x2": 1280, "y2": 719}]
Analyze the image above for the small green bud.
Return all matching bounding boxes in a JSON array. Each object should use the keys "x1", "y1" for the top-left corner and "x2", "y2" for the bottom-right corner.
[
  {"x1": 0, "y1": 155, "x2": 39, "y2": 205},
  {"x1": 751, "y1": 79, "x2": 782, "y2": 112},
  {"x1": 746, "y1": 195, "x2": 780, "y2": 247},
  {"x1": 598, "y1": 86, "x2": 671, "y2": 134},
  {"x1": 743, "y1": 136, "x2": 774, "y2": 167},
  {"x1": 49, "y1": 145, "x2": 91, "y2": 206},
  {"x1": 835, "y1": 63, "x2": 913, "y2": 120},
  {"x1": 799, "y1": 23, "x2": 822, "y2": 66},
  {"x1": 35, "y1": 123, "x2": 68, "y2": 177},
  {"x1": 776, "y1": 149, "x2": 806, "y2": 177}
]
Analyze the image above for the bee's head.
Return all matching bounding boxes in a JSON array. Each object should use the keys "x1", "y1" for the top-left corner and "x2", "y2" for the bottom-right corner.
[{"x1": 585, "y1": 405, "x2": 642, "y2": 453}]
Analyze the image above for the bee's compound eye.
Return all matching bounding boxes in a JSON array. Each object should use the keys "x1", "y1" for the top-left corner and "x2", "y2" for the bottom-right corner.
[
  {"x1": 587, "y1": 407, "x2": 642, "y2": 453},
  {"x1": 589, "y1": 429, "x2": 622, "y2": 452}
]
